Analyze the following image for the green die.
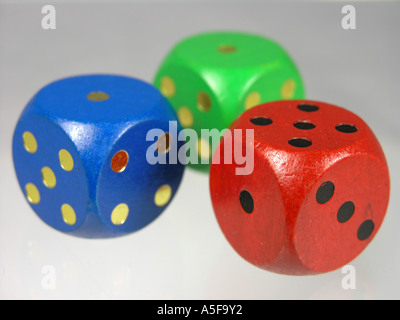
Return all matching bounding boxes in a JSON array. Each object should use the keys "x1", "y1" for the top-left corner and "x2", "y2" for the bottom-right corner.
[{"x1": 154, "y1": 31, "x2": 305, "y2": 170}]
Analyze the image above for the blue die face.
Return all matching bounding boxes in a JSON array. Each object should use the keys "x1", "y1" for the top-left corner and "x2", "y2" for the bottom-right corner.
[{"x1": 12, "y1": 74, "x2": 185, "y2": 238}]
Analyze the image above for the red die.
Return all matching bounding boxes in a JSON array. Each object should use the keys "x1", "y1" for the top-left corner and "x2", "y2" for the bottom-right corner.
[{"x1": 209, "y1": 100, "x2": 390, "y2": 275}]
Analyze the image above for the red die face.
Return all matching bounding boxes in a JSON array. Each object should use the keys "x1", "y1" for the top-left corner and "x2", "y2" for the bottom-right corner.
[{"x1": 209, "y1": 100, "x2": 390, "y2": 275}]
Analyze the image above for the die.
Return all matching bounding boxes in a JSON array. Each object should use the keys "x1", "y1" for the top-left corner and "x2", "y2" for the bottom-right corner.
[
  {"x1": 154, "y1": 31, "x2": 305, "y2": 169},
  {"x1": 209, "y1": 100, "x2": 390, "y2": 275},
  {"x1": 12, "y1": 74, "x2": 185, "y2": 238}
]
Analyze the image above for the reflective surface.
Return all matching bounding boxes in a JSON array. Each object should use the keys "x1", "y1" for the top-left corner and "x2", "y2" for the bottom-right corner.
[{"x1": 1, "y1": 1, "x2": 399, "y2": 299}]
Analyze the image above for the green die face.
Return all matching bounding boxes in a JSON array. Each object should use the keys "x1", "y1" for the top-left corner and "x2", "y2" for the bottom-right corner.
[{"x1": 154, "y1": 31, "x2": 305, "y2": 170}]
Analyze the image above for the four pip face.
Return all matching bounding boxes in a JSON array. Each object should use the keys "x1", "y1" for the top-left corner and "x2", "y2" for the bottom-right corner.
[
  {"x1": 12, "y1": 31, "x2": 390, "y2": 275},
  {"x1": 13, "y1": 74, "x2": 185, "y2": 238}
]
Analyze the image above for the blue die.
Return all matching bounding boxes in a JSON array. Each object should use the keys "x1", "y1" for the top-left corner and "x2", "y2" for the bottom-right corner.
[{"x1": 12, "y1": 74, "x2": 185, "y2": 238}]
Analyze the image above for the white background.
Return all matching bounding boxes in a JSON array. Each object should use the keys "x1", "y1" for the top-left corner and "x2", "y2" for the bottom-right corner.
[{"x1": 0, "y1": 1, "x2": 399, "y2": 299}]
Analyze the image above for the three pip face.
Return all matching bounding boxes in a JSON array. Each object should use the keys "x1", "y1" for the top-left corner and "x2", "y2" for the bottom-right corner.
[
  {"x1": 154, "y1": 31, "x2": 305, "y2": 170},
  {"x1": 12, "y1": 31, "x2": 390, "y2": 275},
  {"x1": 210, "y1": 100, "x2": 390, "y2": 275}
]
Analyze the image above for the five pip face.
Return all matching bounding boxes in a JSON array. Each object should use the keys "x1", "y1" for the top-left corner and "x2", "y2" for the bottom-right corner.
[
  {"x1": 13, "y1": 74, "x2": 185, "y2": 238},
  {"x1": 11, "y1": 31, "x2": 390, "y2": 276},
  {"x1": 210, "y1": 100, "x2": 390, "y2": 275}
]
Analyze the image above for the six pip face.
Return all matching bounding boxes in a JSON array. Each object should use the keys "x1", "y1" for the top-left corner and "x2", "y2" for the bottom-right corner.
[{"x1": 210, "y1": 100, "x2": 390, "y2": 275}]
